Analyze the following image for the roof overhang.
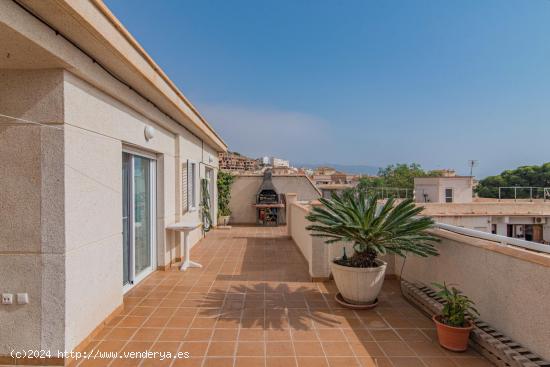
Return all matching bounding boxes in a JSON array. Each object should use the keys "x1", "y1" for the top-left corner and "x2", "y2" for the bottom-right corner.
[{"x1": 11, "y1": 0, "x2": 227, "y2": 151}]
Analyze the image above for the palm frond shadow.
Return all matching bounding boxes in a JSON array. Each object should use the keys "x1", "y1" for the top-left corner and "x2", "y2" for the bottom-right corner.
[{"x1": 198, "y1": 282, "x2": 341, "y2": 331}]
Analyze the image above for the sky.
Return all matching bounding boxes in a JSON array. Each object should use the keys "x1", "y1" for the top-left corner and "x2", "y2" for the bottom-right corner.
[{"x1": 105, "y1": 0, "x2": 550, "y2": 178}]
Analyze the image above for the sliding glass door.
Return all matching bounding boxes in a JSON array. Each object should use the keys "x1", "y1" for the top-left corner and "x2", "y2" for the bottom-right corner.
[{"x1": 122, "y1": 151, "x2": 156, "y2": 290}]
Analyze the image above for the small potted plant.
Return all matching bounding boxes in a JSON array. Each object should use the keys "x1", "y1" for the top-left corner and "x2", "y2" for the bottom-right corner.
[
  {"x1": 432, "y1": 282, "x2": 479, "y2": 352},
  {"x1": 217, "y1": 171, "x2": 235, "y2": 226},
  {"x1": 306, "y1": 190, "x2": 439, "y2": 306}
]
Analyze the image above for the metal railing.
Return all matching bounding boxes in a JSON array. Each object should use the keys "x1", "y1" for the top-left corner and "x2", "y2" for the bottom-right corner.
[
  {"x1": 362, "y1": 187, "x2": 412, "y2": 199},
  {"x1": 434, "y1": 222, "x2": 550, "y2": 254},
  {"x1": 498, "y1": 186, "x2": 550, "y2": 201}
]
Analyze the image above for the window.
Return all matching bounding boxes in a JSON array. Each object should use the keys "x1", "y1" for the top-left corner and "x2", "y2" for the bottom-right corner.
[
  {"x1": 445, "y1": 188, "x2": 453, "y2": 203},
  {"x1": 188, "y1": 160, "x2": 198, "y2": 211}
]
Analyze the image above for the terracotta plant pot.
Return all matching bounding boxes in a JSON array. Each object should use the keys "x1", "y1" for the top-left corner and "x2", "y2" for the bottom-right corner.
[
  {"x1": 330, "y1": 259, "x2": 387, "y2": 305},
  {"x1": 433, "y1": 315, "x2": 474, "y2": 352}
]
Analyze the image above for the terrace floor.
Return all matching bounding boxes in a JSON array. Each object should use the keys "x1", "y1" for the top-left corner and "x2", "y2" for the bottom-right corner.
[{"x1": 77, "y1": 226, "x2": 493, "y2": 367}]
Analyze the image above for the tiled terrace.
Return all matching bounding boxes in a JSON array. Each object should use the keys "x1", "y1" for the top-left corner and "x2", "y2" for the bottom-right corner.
[{"x1": 77, "y1": 226, "x2": 492, "y2": 367}]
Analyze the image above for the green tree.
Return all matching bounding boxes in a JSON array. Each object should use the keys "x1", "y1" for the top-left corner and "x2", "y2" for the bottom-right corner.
[
  {"x1": 476, "y1": 163, "x2": 550, "y2": 198},
  {"x1": 217, "y1": 171, "x2": 235, "y2": 216},
  {"x1": 358, "y1": 163, "x2": 441, "y2": 192}
]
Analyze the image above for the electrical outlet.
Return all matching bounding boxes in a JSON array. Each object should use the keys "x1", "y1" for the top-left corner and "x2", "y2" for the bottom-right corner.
[{"x1": 2, "y1": 293, "x2": 13, "y2": 305}]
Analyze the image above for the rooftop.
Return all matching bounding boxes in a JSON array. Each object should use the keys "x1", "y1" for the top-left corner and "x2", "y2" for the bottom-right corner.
[{"x1": 74, "y1": 226, "x2": 492, "y2": 367}]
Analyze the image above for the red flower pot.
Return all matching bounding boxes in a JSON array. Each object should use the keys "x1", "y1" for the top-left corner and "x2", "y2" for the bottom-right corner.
[{"x1": 433, "y1": 315, "x2": 474, "y2": 352}]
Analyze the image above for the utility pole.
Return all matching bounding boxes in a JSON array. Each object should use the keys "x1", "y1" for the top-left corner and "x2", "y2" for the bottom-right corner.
[{"x1": 468, "y1": 160, "x2": 478, "y2": 177}]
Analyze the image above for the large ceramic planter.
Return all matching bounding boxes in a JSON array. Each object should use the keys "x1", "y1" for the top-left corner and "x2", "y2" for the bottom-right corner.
[
  {"x1": 433, "y1": 315, "x2": 474, "y2": 352},
  {"x1": 331, "y1": 259, "x2": 387, "y2": 305},
  {"x1": 218, "y1": 215, "x2": 230, "y2": 226}
]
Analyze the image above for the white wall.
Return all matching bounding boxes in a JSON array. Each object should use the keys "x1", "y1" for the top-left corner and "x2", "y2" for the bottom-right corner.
[
  {"x1": 62, "y1": 71, "x2": 219, "y2": 351},
  {"x1": 415, "y1": 177, "x2": 473, "y2": 203},
  {"x1": 229, "y1": 176, "x2": 321, "y2": 224}
]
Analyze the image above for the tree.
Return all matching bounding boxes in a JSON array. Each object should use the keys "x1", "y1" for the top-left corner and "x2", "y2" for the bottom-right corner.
[
  {"x1": 357, "y1": 163, "x2": 441, "y2": 191},
  {"x1": 476, "y1": 163, "x2": 550, "y2": 198},
  {"x1": 217, "y1": 171, "x2": 235, "y2": 216}
]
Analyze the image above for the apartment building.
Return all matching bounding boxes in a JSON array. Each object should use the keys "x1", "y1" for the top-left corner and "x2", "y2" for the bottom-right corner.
[
  {"x1": 218, "y1": 151, "x2": 259, "y2": 171},
  {"x1": 414, "y1": 177, "x2": 550, "y2": 243},
  {"x1": 0, "y1": 0, "x2": 226, "y2": 362}
]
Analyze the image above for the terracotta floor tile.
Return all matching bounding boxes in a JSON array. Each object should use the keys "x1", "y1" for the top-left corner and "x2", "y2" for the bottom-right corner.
[
  {"x1": 326, "y1": 356, "x2": 360, "y2": 367},
  {"x1": 172, "y1": 357, "x2": 204, "y2": 367},
  {"x1": 267, "y1": 357, "x2": 298, "y2": 367},
  {"x1": 370, "y1": 329, "x2": 401, "y2": 341},
  {"x1": 291, "y1": 356, "x2": 326, "y2": 367},
  {"x1": 266, "y1": 342, "x2": 295, "y2": 356},
  {"x1": 190, "y1": 318, "x2": 218, "y2": 328},
  {"x1": 389, "y1": 357, "x2": 425, "y2": 367},
  {"x1": 316, "y1": 329, "x2": 345, "y2": 341},
  {"x1": 452, "y1": 357, "x2": 494, "y2": 367},
  {"x1": 132, "y1": 328, "x2": 162, "y2": 341},
  {"x1": 203, "y1": 357, "x2": 234, "y2": 367},
  {"x1": 293, "y1": 341, "x2": 325, "y2": 356},
  {"x1": 266, "y1": 329, "x2": 291, "y2": 341},
  {"x1": 292, "y1": 329, "x2": 319, "y2": 341},
  {"x1": 321, "y1": 342, "x2": 354, "y2": 356},
  {"x1": 355, "y1": 356, "x2": 392, "y2": 367},
  {"x1": 421, "y1": 357, "x2": 457, "y2": 367},
  {"x1": 95, "y1": 340, "x2": 126, "y2": 352},
  {"x1": 151, "y1": 341, "x2": 180, "y2": 353},
  {"x1": 406, "y1": 340, "x2": 447, "y2": 356},
  {"x1": 237, "y1": 342, "x2": 265, "y2": 356},
  {"x1": 105, "y1": 327, "x2": 137, "y2": 341},
  {"x1": 76, "y1": 226, "x2": 493, "y2": 366},
  {"x1": 395, "y1": 329, "x2": 430, "y2": 342},
  {"x1": 144, "y1": 317, "x2": 170, "y2": 328},
  {"x1": 140, "y1": 358, "x2": 172, "y2": 367},
  {"x1": 184, "y1": 328, "x2": 213, "y2": 341},
  {"x1": 235, "y1": 357, "x2": 265, "y2": 367},
  {"x1": 180, "y1": 341, "x2": 209, "y2": 357},
  {"x1": 121, "y1": 340, "x2": 153, "y2": 352},
  {"x1": 207, "y1": 341, "x2": 236, "y2": 356},
  {"x1": 239, "y1": 329, "x2": 265, "y2": 341},
  {"x1": 349, "y1": 342, "x2": 385, "y2": 357},
  {"x1": 212, "y1": 329, "x2": 239, "y2": 341},
  {"x1": 378, "y1": 341, "x2": 415, "y2": 357},
  {"x1": 158, "y1": 328, "x2": 187, "y2": 341}
]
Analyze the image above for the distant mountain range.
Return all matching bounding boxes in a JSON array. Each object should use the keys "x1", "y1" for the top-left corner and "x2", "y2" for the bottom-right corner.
[{"x1": 294, "y1": 163, "x2": 380, "y2": 175}]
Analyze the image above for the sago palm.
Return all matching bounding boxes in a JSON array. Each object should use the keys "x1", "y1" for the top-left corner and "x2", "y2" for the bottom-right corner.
[{"x1": 306, "y1": 189, "x2": 439, "y2": 267}]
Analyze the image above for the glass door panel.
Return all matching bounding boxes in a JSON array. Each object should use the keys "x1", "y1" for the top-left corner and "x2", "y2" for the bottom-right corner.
[
  {"x1": 122, "y1": 151, "x2": 155, "y2": 289},
  {"x1": 133, "y1": 156, "x2": 152, "y2": 276}
]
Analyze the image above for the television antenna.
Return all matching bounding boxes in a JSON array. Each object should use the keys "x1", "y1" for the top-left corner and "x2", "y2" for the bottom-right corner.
[{"x1": 468, "y1": 160, "x2": 478, "y2": 177}]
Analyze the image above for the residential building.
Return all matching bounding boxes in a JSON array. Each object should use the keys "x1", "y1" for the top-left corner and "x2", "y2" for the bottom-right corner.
[
  {"x1": 414, "y1": 176, "x2": 474, "y2": 203},
  {"x1": 0, "y1": 1, "x2": 225, "y2": 362},
  {"x1": 218, "y1": 151, "x2": 259, "y2": 171},
  {"x1": 414, "y1": 177, "x2": 550, "y2": 243},
  {"x1": 260, "y1": 156, "x2": 290, "y2": 168}
]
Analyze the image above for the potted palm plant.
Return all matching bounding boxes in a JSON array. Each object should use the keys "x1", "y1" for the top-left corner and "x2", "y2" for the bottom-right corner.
[
  {"x1": 432, "y1": 282, "x2": 479, "y2": 352},
  {"x1": 306, "y1": 190, "x2": 438, "y2": 306}
]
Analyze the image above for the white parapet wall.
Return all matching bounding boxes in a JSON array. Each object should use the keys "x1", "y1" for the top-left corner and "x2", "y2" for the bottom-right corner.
[{"x1": 398, "y1": 227, "x2": 550, "y2": 361}]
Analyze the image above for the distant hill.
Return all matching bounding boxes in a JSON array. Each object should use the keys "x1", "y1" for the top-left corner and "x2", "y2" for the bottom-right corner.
[{"x1": 295, "y1": 163, "x2": 380, "y2": 176}]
